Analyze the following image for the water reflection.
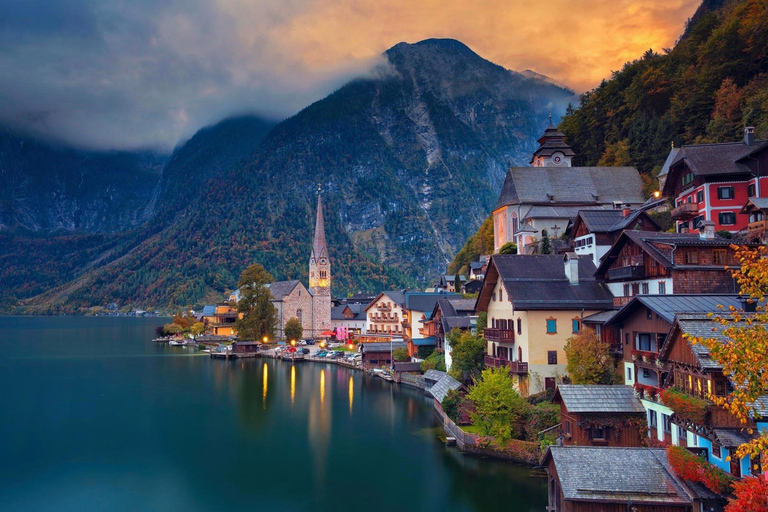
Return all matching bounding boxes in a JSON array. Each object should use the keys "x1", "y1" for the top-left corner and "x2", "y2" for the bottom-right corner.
[
  {"x1": 290, "y1": 365, "x2": 296, "y2": 406},
  {"x1": 320, "y1": 369, "x2": 325, "y2": 405},
  {"x1": 262, "y1": 362, "x2": 268, "y2": 409},
  {"x1": 348, "y1": 375, "x2": 354, "y2": 415}
]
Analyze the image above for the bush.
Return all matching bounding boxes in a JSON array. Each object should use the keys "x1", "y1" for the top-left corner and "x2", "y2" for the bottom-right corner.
[
  {"x1": 501, "y1": 439, "x2": 543, "y2": 465},
  {"x1": 660, "y1": 388, "x2": 710, "y2": 424},
  {"x1": 666, "y1": 445, "x2": 734, "y2": 494},
  {"x1": 524, "y1": 403, "x2": 561, "y2": 442},
  {"x1": 418, "y1": 345, "x2": 436, "y2": 359},
  {"x1": 442, "y1": 389, "x2": 462, "y2": 423},
  {"x1": 726, "y1": 476, "x2": 768, "y2": 512},
  {"x1": 392, "y1": 347, "x2": 410, "y2": 362},
  {"x1": 420, "y1": 351, "x2": 445, "y2": 372},
  {"x1": 467, "y1": 367, "x2": 528, "y2": 443}
]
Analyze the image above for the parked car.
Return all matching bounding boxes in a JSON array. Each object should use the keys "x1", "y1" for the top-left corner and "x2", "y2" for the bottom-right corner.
[
  {"x1": 301, "y1": 348, "x2": 310, "y2": 354},
  {"x1": 304, "y1": 339, "x2": 315, "y2": 345}
]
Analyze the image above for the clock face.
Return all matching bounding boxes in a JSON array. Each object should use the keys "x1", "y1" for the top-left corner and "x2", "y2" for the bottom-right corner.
[
  {"x1": 553, "y1": 153, "x2": 563, "y2": 164},
  {"x1": 320, "y1": 258, "x2": 326, "y2": 264}
]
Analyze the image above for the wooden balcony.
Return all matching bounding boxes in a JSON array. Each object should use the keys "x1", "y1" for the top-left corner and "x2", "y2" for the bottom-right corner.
[
  {"x1": 483, "y1": 328, "x2": 515, "y2": 343},
  {"x1": 607, "y1": 265, "x2": 645, "y2": 280},
  {"x1": 613, "y1": 296, "x2": 631, "y2": 307},
  {"x1": 377, "y1": 304, "x2": 391, "y2": 311},
  {"x1": 748, "y1": 220, "x2": 768, "y2": 237},
  {"x1": 484, "y1": 355, "x2": 528, "y2": 374},
  {"x1": 671, "y1": 202, "x2": 699, "y2": 220},
  {"x1": 370, "y1": 316, "x2": 399, "y2": 323}
]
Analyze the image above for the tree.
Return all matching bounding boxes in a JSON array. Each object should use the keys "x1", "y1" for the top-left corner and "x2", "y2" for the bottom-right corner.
[
  {"x1": 467, "y1": 367, "x2": 528, "y2": 443},
  {"x1": 726, "y1": 476, "x2": 768, "y2": 512},
  {"x1": 689, "y1": 245, "x2": 768, "y2": 462},
  {"x1": 539, "y1": 229, "x2": 552, "y2": 255},
  {"x1": 563, "y1": 328, "x2": 620, "y2": 385},
  {"x1": 392, "y1": 347, "x2": 410, "y2": 362},
  {"x1": 235, "y1": 263, "x2": 277, "y2": 341},
  {"x1": 173, "y1": 314, "x2": 192, "y2": 329},
  {"x1": 447, "y1": 329, "x2": 486, "y2": 382},
  {"x1": 191, "y1": 322, "x2": 205, "y2": 337},
  {"x1": 284, "y1": 317, "x2": 303, "y2": 342},
  {"x1": 163, "y1": 323, "x2": 182, "y2": 335},
  {"x1": 476, "y1": 311, "x2": 487, "y2": 332},
  {"x1": 499, "y1": 242, "x2": 517, "y2": 254},
  {"x1": 453, "y1": 273, "x2": 462, "y2": 293}
]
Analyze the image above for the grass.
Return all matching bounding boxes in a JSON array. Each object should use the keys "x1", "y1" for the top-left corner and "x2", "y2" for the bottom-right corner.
[{"x1": 461, "y1": 424, "x2": 482, "y2": 434}]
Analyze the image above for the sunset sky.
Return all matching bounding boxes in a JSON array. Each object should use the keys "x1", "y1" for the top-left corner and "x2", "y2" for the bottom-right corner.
[{"x1": 0, "y1": 0, "x2": 700, "y2": 149}]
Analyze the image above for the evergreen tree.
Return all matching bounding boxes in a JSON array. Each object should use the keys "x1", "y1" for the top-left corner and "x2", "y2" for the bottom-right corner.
[
  {"x1": 539, "y1": 229, "x2": 552, "y2": 255},
  {"x1": 235, "y1": 263, "x2": 277, "y2": 341}
]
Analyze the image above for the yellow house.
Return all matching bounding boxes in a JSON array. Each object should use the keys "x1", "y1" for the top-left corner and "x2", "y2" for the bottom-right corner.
[
  {"x1": 476, "y1": 253, "x2": 614, "y2": 396},
  {"x1": 202, "y1": 303, "x2": 241, "y2": 337}
]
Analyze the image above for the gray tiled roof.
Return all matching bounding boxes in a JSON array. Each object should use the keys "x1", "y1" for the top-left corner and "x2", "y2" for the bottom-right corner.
[
  {"x1": 672, "y1": 141, "x2": 768, "y2": 176},
  {"x1": 442, "y1": 316, "x2": 473, "y2": 331},
  {"x1": 713, "y1": 428, "x2": 756, "y2": 448},
  {"x1": 523, "y1": 205, "x2": 599, "y2": 220},
  {"x1": 423, "y1": 369, "x2": 446, "y2": 383},
  {"x1": 405, "y1": 292, "x2": 460, "y2": 313},
  {"x1": 446, "y1": 298, "x2": 476, "y2": 313},
  {"x1": 361, "y1": 341, "x2": 407, "y2": 353},
  {"x1": 495, "y1": 166, "x2": 644, "y2": 210},
  {"x1": 268, "y1": 280, "x2": 302, "y2": 300},
  {"x1": 331, "y1": 303, "x2": 366, "y2": 321},
  {"x1": 555, "y1": 385, "x2": 645, "y2": 414},
  {"x1": 547, "y1": 446, "x2": 691, "y2": 505},
  {"x1": 581, "y1": 309, "x2": 619, "y2": 324},
  {"x1": 657, "y1": 147, "x2": 680, "y2": 178},
  {"x1": 430, "y1": 374, "x2": 462, "y2": 403},
  {"x1": 608, "y1": 295, "x2": 743, "y2": 325}
]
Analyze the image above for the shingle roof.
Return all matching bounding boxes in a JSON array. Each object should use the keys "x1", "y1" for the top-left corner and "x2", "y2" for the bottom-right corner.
[
  {"x1": 546, "y1": 447, "x2": 691, "y2": 505},
  {"x1": 442, "y1": 316, "x2": 473, "y2": 331},
  {"x1": 523, "y1": 205, "x2": 598, "y2": 220},
  {"x1": 331, "y1": 303, "x2": 366, "y2": 321},
  {"x1": 608, "y1": 295, "x2": 743, "y2": 326},
  {"x1": 495, "y1": 167, "x2": 644, "y2": 210},
  {"x1": 480, "y1": 255, "x2": 614, "y2": 311},
  {"x1": 554, "y1": 385, "x2": 645, "y2": 413},
  {"x1": 268, "y1": 280, "x2": 302, "y2": 300},
  {"x1": 713, "y1": 428, "x2": 756, "y2": 448},
  {"x1": 581, "y1": 309, "x2": 619, "y2": 324},
  {"x1": 423, "y1": 369, "x2": 446, "y2": 383},
  {"x1": 657, "y1": 147, "x2": 680, "y2": 179},
  {"x1": 405, "y1": 292, "x2": 460, "y2": 313},
  {"x1": 577, "y1": 209, "x2": 626, "y2": 232},
  {"x1": 361, "y1": 341, "x2": 407, "y2": 353},
  {"x1": 202, "y1": 305, "x2": 216, "y2": 317},
  {"x1": 430, "y1": 374, "x2": 462, "y2": 403},
  {"x1": 446, "y1": 298, "x2": 476, "y2": 313},
  {"x1": 364, "y1": 291, "x2": 406, "y2": 311}
]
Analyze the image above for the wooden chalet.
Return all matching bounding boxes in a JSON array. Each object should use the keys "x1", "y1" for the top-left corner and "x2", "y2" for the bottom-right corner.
[
  {"x1": 423, "y1": 298, "x2": 476, "y2": 353},
  {"x1": 360, "y1": 340, "x2": 407, "y2": 369},
  {"x1": 553, "y1": 385, "x2": 646, "y2": 448},
  {"x1": 740, "y1": 197, "x2": 768, "y2": 244}
]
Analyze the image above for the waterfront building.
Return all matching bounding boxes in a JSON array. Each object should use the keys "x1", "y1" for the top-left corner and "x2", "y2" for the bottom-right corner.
[
  {"x1": 331, "y1": 303, "x2": 366, "y2": 336},
  {"x1": 492, "y1": 121, "x2": 645, "y2": 254},
  {"x1": 552, "y1": 385, "x2": 646, "y2": 448},
  {"x1": 360, "y1": 340, "x2": 407, "y2": 369},
  {"x1": 364, "y1": 291, "x2": 406, "y2": 336},
  {"x1": 423, "y1": 298, "x2": 476, "y2": 370},
  {"x1": 202, "y1": 303, "x2": 240, "y2": 336},
  {"x1": 475, "y1": 253, "x2": 614, "y2": 396},
  {"x1": 402, "y1": 292, "x2": 460, "y2": 357}
]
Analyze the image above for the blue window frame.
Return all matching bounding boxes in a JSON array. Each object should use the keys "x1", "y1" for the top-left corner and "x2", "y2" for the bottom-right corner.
[
  {"x1": 546, "y1": 318, "x2": 557, "y2": 334},
  {"x1": 572, "y1": 319, "x2": 580, "y2": 334}
]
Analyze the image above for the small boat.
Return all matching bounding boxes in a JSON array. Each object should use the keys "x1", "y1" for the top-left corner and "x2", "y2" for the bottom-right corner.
[
  {"x1": 152, "y1": 336, "x2": 172, "y2": 343},
  {"x1": 169, "y1": 339, "x2": 194, "y2": 346}
]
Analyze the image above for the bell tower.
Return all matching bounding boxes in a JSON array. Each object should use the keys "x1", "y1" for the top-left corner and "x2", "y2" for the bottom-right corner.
[
  {"x1": 530, "y1": 113, "x2": 576, "y2": 167},
  {"x1": 309, "y1": 190, "x2": 331, "y2": 337}
]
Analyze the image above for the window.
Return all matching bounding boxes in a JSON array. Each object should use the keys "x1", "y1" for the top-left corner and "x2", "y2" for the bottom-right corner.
[
  {"x1": 678, "y1": 425, "x2": 687, "y2": 444},
  {"x1": 712, "y1": 443, "x2": 721, "y2": 458},
  {"x1": 565, "y1": 421, "x2": 572, "y2": 437},
  {"x1": 717, "y1": 186, "x2": 735, "y2": 200},
  {"x1": 682, "y1": 172, "x2": 695, "y2": 186},
  {"x1": 638, "y1": 334, "x2": 652, "y2": 351},
  {"x1": 649, "y1": 410, "x2": 658, "y2": 429},
  {"x1": 625, "y1": 333, "x2": 630, "y2": 346},
  {"x1": 715, "y1": 380, "x2": 727, "y2": 396},
  {"x1": 547, "y1": 351, "x2": 558, "y2": 364},
  {"x1": 627, "y1": 367, "x2": 633, "y2": 381},
  {"x1": 546, "y1": 318, "x2": 557, "y2": 334},
  {"x1": 517, "y1": 318, "x2": 522, "y2": 335},
  {"x1": 713, "y1": 249, "x2": 727, "y2": 265},
  {"x1": 748, "y1": 183, "x2": 756, "y2": 197},
  {"x1": 662, "y1": 414, "x2": 672, "y2": 433},
  {"x1": 641, "y1": 283, "x2": 649, "y2": 295},
  {"x1": 632, "y1": 283, "x2": 640, "y2": 295},
  {"x1": 684, "y1": 251, "x2": 698, "y2": 264},
  {"x1": 296, "y1": 309, "x2": 302, "y2": 323},
  {"x1": 623, "y1": 284, "x2": 630, "y2": 297},
  {"x1": 572, "y1": 319, "x2": 580, "y2": 334},
  {"x1": 719, "y1": 212, "x2": 736, "y2": 225},
  {"x1": 658, "y1": 282, "x2": 666, "y2": 294},
  {"x1": 591, "y1": 426, "x2": 606, "y2": 440},
  {"x1": 696, "y1": 190, "x2": 704, "y2": 203}
]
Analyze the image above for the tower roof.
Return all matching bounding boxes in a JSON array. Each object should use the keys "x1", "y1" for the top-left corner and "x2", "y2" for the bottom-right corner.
[
  {"x1": 531, "y1": 118, "x2": 576, "y2": 163},
  {"x1": 311, "y1": 193, "x2": 328, "y2": 260}
]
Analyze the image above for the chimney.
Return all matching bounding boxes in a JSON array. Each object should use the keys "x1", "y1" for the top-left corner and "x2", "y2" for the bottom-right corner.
[
  {"x1": 564, "y1": 253, "x2": 579, "y2": 285},
  {"x1": 697, "y1": 219, "x2": 716, "y2": 240},
  {"x1": 745, "y1": 126, "x2": 755, "y2": 146},
  {"x1": 622, "y1": 205, "x2": 631, "y2": 218}
]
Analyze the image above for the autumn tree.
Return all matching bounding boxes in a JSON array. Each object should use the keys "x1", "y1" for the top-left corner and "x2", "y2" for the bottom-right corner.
[
  {"x1": 235, "y1": 263, "x2": 277, "y2": 341},
  {"x1": 467, "y1": 367, "x2": 528, "y2": 443},
  {"x1": 284, "y1": 317, "x2": 303, "y2": 342},
  {"x1": 726, "y1": 476, "x2": 768, "y2": 512},
  {"x1": 191, "y1": 322, "x2": 205, "y2": 337},
  {"x1": 163, "y1": 323, "x2": 182, "y2": 335},
  {"x1": 689, "y1": 245, "x2": 768, "y2": 462},
  {"x1": 564, "y1": 328, "x2": 620, "y2": 385},
  {"x1": 447, "y1": 329, "x2": 486, "y2": 382}
]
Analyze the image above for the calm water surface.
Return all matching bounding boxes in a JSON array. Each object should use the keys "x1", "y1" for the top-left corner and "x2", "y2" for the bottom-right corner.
[{"x1": 0, "y1": 317, "x2": 546, "y2": 512}]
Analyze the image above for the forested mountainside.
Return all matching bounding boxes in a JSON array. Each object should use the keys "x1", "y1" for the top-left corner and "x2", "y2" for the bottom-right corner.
[{"x1": 3, "y1": 38, "x2": 575, "y2": 313}]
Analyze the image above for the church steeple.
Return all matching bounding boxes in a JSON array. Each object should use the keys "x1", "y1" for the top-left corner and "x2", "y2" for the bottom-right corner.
[
  {"x1": 311, "y1": 193, "x2": 328, "y2": 261},
  {"x1": 530, "y1": 116, "x2": 576, "y2": 167},
  {"x1": 309, "y1": 191, "x2": 331, "y2": 293}
]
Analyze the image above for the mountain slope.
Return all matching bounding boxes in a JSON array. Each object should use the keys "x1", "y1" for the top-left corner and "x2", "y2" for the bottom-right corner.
[{"x1": 16, "y1": 38, "x2": 575, "y2": 312}]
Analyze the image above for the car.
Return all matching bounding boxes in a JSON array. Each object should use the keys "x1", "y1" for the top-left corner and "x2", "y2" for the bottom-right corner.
[
  {"x1": 304, "y1": 339, "x2": 315, "y2": 345},
  {"x1": 301, "y1": 348, "x2": 310, "y2": 354}
]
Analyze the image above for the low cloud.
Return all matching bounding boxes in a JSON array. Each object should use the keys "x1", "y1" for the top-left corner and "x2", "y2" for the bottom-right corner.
[{"x1": 0, "y1": 0, "x2": 698, "y2": 150}]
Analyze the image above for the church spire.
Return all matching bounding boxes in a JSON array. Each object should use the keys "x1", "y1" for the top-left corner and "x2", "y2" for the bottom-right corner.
[{"x1": 311, "y1": 191, "x2": 328, "y2": 261}]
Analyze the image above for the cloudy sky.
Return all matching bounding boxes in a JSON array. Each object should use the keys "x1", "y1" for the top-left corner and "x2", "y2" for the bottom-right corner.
[{"x1": 0, "y1": 0, "x2": 700, "y2": 150}]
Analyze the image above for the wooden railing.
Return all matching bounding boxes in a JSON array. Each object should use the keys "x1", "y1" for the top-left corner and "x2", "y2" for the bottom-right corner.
[
  {"x1": 608, "y1": 265, "x2": 645, "y2": 280},
  {"x1": 484, "y1": 355, "x2": 528, "y2": 374},
  {"x1": 671, "y1": 202, "x2": 699, "y2": 220},
  {"x1": 483, "y1": 328, "x2": 515, "y2": 343}
]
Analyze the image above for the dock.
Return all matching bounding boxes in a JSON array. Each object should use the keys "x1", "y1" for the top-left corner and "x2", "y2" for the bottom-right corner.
[{"x1": 210, "y1": 352, "x2": 259, "y2": 360}]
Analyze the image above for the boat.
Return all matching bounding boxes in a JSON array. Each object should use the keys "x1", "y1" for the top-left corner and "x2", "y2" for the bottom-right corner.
[
  {"x1": 152, "y1": 336, "x2": 172, "y2": 343},
  {"x1": 169, "y1": 339, "x2": 194, "y2": 346}
]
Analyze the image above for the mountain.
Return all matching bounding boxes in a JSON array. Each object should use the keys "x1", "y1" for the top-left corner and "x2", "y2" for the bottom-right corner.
[
  {"x1": 558, "y1": 0, "x2": 768, "y2": 178},
  {"x1": 4, "y1": 38, "x2": 575, "y2": 313}
]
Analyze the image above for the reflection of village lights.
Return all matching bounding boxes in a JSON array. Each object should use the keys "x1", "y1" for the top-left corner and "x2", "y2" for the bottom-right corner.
[
  {"x1": 348, "y1": 376, "x2": 354, "y2": 415},
  {"x1": 320, "y1": 369, "x2": 325, "y2": 405},
  {"x1": 263, "y1": 363, "x2": 268, "y2": 407},
  {"x1": 291, "y1": 365, "x2": 296, "y2": 406}
]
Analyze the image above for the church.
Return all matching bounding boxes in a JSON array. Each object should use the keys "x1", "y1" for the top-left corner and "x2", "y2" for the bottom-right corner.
[
  {"x1": 267, "y1": 194, "x2": 332, "y2": 340},
  {"x1": 492, "y1": 119, "x2": 646, "y2": 254}
]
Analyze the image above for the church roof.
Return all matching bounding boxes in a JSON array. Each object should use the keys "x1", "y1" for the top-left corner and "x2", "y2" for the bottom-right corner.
[
  {"x1": 495, "y1": 166, "x2": 645, "y2": 210},
  {"x1": 268, "y1": 280, "x2": 303, "y2": 300},
  {"x1": 311, "y1": 194, "x2": 328, "y2": 261},
  {"x1": 531, "y1": 121, "x2": 576, "y2": 162}
]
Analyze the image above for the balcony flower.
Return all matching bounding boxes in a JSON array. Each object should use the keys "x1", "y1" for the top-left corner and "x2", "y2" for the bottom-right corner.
[{"x1": 660, "y1": 388, "x2": 710, "y2": 424}]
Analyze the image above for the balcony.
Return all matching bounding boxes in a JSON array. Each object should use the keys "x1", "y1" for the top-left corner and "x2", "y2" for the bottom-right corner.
[
  {"x1": 483, "y1": 328, "x2": 515, "y2": 343},
  {"x1": 377, "y1": 304, "x2": 391, "y2": 311},
  {"x1": 607, "y1": 265, "x2": 645, "y2": 281},
  {"x1": 484, "y1": 355, "x2": 528, "y2": 374},
  {"x1": 370, "y1": 315, "x2": 399, "y2": 323},
  {"x1": 671, "y1": 202, "x2": 699, "y2": 220}
]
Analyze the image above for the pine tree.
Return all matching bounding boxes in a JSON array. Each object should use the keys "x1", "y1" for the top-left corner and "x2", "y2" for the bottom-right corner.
[{"x1": 539, "y1": 229, "x2": 552, "y2": 255}]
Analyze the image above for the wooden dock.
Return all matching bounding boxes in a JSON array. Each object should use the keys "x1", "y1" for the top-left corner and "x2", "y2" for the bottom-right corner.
[{"x1": 210, "y1": 352, "x2": 259, "y2": 360}]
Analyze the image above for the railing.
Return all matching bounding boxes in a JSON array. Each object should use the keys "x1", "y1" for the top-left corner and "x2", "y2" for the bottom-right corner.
[
  {"x1": 483, "y1": 328, "x2": 515, "y2": 343},
  {"x1": 613, "y1": 296, "x2": 632, "y2": 307},
  {"x1": 377, "y1": 305, "x2": 391, "y2": 311},
  {"x1": 370, "y1": 316, "x2": 399, "y2": 323},
  {"x1": 607, "y1": 265, "x2": 645, "y2": 280},
  {"x1": 484, "y1": 355, "x2": 528, "y2": 374},
  {"x1": 671, "y1": 202, "x2": 699, "y2": 220},
  {"x1": 748, "y1": 220, "x2": 768, "y2": 234}
]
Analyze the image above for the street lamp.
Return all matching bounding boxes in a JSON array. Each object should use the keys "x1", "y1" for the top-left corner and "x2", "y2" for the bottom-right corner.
[
  {"x1": 263, "y1": 336, "x2": 268, "y2": 343},
  {"x1": 291, "y1": 339, "x2": 296, "y2": 347}
]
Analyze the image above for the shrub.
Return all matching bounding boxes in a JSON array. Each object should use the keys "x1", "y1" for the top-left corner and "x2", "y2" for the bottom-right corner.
[
  {"x1": 420, "y1": 351, "x2": 445, "y2": 372},
  {"x1": 726, "y1": 476, "x2": 768, "y2": 512},
  {"x1": 392, "y1": 347, "x2": 410, "y2": 362},
  {"x1": 442, "y1": 389, "x2": 462, "y2": 423},
  {"x1": 502, "y1": 439, "x2": 543, "y2": 465},
  {"x1": 666, "y1": 445, "x2": 734, "y2": 494},
  {"x1": 660, "y1": 388, "x2": 710, "y2": 424},
  {"x1": 524, "y1": 402, "x2": 561, "y2": 442},
  {"x1": 467, "y1": 367, "x2": 528, "y2": 443}
]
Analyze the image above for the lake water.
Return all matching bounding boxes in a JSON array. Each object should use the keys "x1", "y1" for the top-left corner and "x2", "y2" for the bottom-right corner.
[{"x1": 0, "y1": 317, "x2": 546, "y2": 511}]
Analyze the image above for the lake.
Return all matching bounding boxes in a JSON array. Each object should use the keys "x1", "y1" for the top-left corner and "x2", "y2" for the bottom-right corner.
[{"x1": 0, "y1": 317, "x2": 546, "y2": 511}]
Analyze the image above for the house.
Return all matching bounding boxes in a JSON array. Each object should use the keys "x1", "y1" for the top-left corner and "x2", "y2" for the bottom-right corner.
[
  {"x1": 658, "y1": 313, "x2": 765, "y2": 477},
  {"x1": 232, "y1": 341, "x2": 260, "y2": 354},
  {"x1": 553, "y1": 385, "x2": 646, "y2": 448},
  {"x1": 492, "y1": 120, "x2": 645, "y2": 254},
  {"x1": 594, "y1": 225, "x2": 750, "y2": 307},
  {"x1": 422, "y1": 298, "x2": 476, "y2": 370},
  {"x1": 661, "y1": 127, "x2": 768, "y2": 233},
  {"x1": 202, "y1": 303, "x2": 240, "y2": 336},
  {"x1": 740, "y1": 197, "x2": 768, "y2": 243},
  {"x1": 469, "y1": 259, "x2": 487, "y2": 280},
  {"x1": 544, "y1": 446, "x2": 694, "y2": 512},
  {"x1": 331, "y1": 303, "x2": 366, "y2": 336},
  {"x1": 360, "y1": 340, "x2": 407, "y2": 369},
  {"x1": 363, "y1": 291, "x2": 406, "y2": 336},
  {"x1": 462, "y1": 279, "x2": 484, "y2": 295},
  {"x1": 476, "y1": 253, "x2": 614, "y2": 396},
  {"x1": 604, "y1": 294, "x2": 743, "y2": 446},
  {"x1": 568, "y1": 207, "x2": 661, "y2": 266},
  {"x1": 434, "y1": 275, "x2": 467, "y2": 293},
  {"x1": 402, "y1": 292, "x2": 460, "y2": 357}
]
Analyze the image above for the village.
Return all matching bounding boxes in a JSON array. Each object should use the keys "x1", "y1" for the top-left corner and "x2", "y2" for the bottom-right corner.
[{"x1": 158, "y1": 121, "x2": 768, "y2": 512}]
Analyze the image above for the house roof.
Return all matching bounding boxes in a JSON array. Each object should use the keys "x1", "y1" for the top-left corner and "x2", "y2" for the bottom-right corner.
[
  {"x1": 544, "y1": 447, "x2": 692, "y2": 506},
  {"x1": 581, "y1": 309, "x2": 619, "y2": 324},
  {"x1": 607, "y1": 295, "x2": 743, "y2": 326},
  {"x1": 393, "y1": 362, "x2": 422, "y2": 373},
  {"x1": 477, "y1": 254, "x2": 614, "y2": 311},
  {"x1": 364, "y1": 291, "x2": 407, "y2": 311},
  {"x1": 495, "y1": 166, "x2": 644, "y2": 210},
  {"x1": 553, "y1": 385, "x2": 645, "y2": 414},
  {"x1": 268, "y1": 280, "x2": 302, "y2": 300},
  {"x1": 423, "y1": 369, "x2": 446, "y2": 383},
  {"x1": 740, "y1": 197, "x2": 768, "y2": 214},
  {"x1": 442, "y1": 316, "x2": 473, "y2": 331},
  {"x1": 405, "y1": 292, "x2": 460, "y2": 313},
  {"x1": 713, "y1": 428, "x2": 756, "y2": 449},
  {"x1": 522, "y1": 205, "x2": 598, "y2": 221},
  {"x1": 657, "y1": 147, "x2": 680, "y2": 179},
  {"x1": 331, "y1": 303, "x2": 366, "y2": 321},
  {"x1": 430, "y1": 374, "x2": 463, "y2": 404},
  {"x1": 360, "y1": 341, "x2": 407, "y2": 353},
  {"x1": 202, "y1": 305, "x2": 216, "y2": 317},
  {"x1": 412, "y1": 337, "x2": 437, "y2": 346}
]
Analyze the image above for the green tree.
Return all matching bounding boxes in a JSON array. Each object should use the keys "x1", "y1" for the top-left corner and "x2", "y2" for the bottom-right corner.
[
  {"x1": 539, "y1": 229, "x2": 552, "y2": 255},
  {"x1": 392, "y1": 347, "x2": 410, "y2": 362},
  {"x1": 447, "y1": 329, "x2": 486, "y2": 382},
  {"x1": 498, "y1": 242, "x2": 517, "y2": 254},
  {"x1": 284, "y1": 317, "x2": 303, "y2": 342},
  {"x1": 453, "y1": 273, "x2": 462, "y2": 293},
  {"x1": 235, "y1": 263, "x2": 277, "y2": 341},
  {"x1": 163, "y1": 323, "x2": 182, "y2": 335},
  {"x1": 191, "y1": 322, "x2": 205, "y2": 337},
  {"x1": 467, "y1": 367, "x2": 528, "y2": 443},
  {"x1": 442, "y1": 389, "x2": 462, "y2": 424},
  {"x1": 476, "y1": 311, "x2": 487, "y2": 332},
  {"x1": 563, "y1": 328, "x2": 620, "y2": 384}
]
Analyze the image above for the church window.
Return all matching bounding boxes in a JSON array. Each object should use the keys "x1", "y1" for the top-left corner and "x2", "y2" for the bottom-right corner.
[
  {"x1": 297, "y1": 309, "x2": 302, "y2": 323},
  {"x1": 320, "y1": 270, "x2": 327, "y2": 278}
]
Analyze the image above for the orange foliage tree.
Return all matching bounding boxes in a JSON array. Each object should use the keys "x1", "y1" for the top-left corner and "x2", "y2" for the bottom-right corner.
[
  {"x1": 726, "y1": 476, "x2": 768, "y2": 512},
  {"x1": 563, "y1": 328, "x2": 621, "y2": 385}
]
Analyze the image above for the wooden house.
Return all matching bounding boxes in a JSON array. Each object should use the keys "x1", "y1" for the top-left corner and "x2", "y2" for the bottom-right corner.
[
  {"x1": 360, "y1": 340, "x2": 406, "y2": 369},
  {"x1": 568, "y1": 207, "x2": 660, "y2": 266},
  {"x1": 544, "y1": 446, "x2": 695, "y2": 512},
  {"x1": 422, "y1": 298, "x2": 476, "y2": 362},
  {"x1": 202, "y1": 303, "x2": 240, "y2": 336},
  {"x1": 740, "y1": 197, "x2": 768, "y2": 244},
  {"x1": 553, "y1": 385, "x2": 646, "y2": 447},
  {"x1": 232, "y1": 341, "x2": 260, "y2": 354}
]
